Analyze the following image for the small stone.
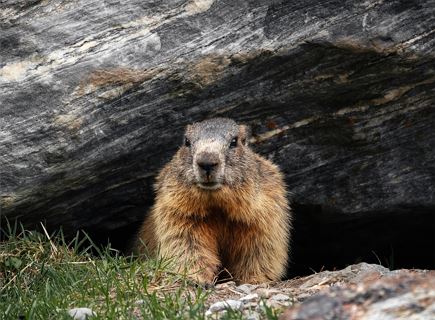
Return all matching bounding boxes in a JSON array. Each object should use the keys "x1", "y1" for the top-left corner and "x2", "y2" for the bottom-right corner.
[
  {"x1": 270, "y1": 293, "x2": 290, "y2": 302},
  {"x1": 208, "y1": 300, "x2": 244, "y2": 313},
  {"x1": 67, "y1": 308, "x2": 96, "y2": 320},
  {"x1": 135, "y1": 299, "x2": 145, "y2": 305},
  {"x1": 239, "y1": 293, "x2": 259, "y2": 302},
  {"x1": 236, "y1": 284, "x2": 255, "y2": 294}
]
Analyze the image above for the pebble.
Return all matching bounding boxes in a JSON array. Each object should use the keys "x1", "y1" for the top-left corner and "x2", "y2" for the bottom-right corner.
[
  {"x1": 67, "y1": 308, "x2": 96, "y2": 320},
  {"x1": 239, "y1": 293, "x2": 259, "y2": 302},
  {"x1": 236, "y1": 284, "x2": 254, "y2": 295},
  {"x1": 206, "y1": 284, "x2": 292, "y2": 318},
  {"x1": 208, "y1": 299, "x2": 244, "y2": 313},
  {"x1": 205, "y1": 281, "x2": 298, "y2": 319},
  {"x1": 270, "y1": 293, "x2": 291, "y2": 302}
]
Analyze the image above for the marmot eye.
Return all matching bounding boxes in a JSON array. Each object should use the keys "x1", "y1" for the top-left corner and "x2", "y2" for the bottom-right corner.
[
  {"x1": 184, "y1": 137, "x2": 191, "y2": 147},
  {"x1": 230, "y1": 137, "x2": 238, "y2": 148}
]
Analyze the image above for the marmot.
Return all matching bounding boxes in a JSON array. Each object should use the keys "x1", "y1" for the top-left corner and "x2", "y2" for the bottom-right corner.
[{"x1": 136, "y1": 118, "x2": 291, "y2": 284}]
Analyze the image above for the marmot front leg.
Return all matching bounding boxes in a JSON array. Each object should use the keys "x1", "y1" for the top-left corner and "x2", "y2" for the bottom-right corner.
[
  {"x1": 227, "y1": 227, "x2": 288, "y2": 284},
  {"x1": 157, "y1": 219, "x2": 220, "y2": 285}
]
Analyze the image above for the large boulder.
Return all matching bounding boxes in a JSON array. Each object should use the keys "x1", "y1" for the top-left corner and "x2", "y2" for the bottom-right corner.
[
  {"x1": 1, "y1": 0, "x2": 434, "y2": 274},
  {"x1": 279, "y1": 264, "x2": 435, "y2": 320}
]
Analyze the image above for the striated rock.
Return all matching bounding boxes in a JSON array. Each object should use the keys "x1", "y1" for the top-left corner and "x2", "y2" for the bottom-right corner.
[
  {"x1": 280, "y1": 295, "x2": 345, "y2": 320},
  {"x1": 205, "y1": 263, "x2": 434, "y2": 320},
  {"x1": 279, "y1": 268, "x2": 435, "y2": 320},
  {"x1": 1, "y1": 0, "x2": 434, "y2": 273}
]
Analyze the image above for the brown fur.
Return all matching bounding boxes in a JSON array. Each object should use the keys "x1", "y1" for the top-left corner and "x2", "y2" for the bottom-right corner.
[{"x1": 136, "y1": 118, "x2": 291, "y2": 284}]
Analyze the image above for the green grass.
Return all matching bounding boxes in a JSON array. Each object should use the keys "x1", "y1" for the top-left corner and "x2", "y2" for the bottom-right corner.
[
  {"x1": 0, "y1": 224, "x2": 280, "y2": 320},
  {"x1": 0, "y1": 223, "x2": 210, "y2": 319}
]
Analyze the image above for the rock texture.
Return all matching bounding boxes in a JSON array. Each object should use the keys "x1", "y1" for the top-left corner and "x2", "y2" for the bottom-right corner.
[
  {"x1": 279, "y1": 264, "x2": 435, "y2": 320},
  {"x1": 1, "y1": 1, "x2": 434, "y2": 272},
  {"x1": 205, "y1": 263, "x2": 435, "y2": 319}
]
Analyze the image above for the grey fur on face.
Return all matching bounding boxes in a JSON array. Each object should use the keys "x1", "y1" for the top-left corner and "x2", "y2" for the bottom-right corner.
[{"x1": 178, "y1": 118, "x2": 250, "y2": 190}]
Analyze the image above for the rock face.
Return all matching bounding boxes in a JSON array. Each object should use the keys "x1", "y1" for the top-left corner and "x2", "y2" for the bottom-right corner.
[
  {"x1": 279, "y1": 264, "x2": 435, "y2": 320},
  {"x1": 206, "y1": 263, "x2": 435, "y2": 320},
  {"x1": 1, "y1": 1, "x2": 434, "y2": 273}
]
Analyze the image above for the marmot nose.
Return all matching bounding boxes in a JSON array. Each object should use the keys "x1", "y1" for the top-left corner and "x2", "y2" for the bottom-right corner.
[{"x1": 197, "y1": 161, "x2": 218, "y2": 175}]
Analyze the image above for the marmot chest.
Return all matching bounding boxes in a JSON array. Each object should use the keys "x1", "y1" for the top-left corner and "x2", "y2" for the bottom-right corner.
[{"x1": 197, "y1": 206, "x2": 259, "y2": 249}]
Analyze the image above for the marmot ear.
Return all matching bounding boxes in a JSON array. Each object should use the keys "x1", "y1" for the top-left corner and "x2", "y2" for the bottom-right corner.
[
  {"x1": 182, "y1": 124, "x2": 193, "y2": 146},
  {"x1": 239, "y1": 124, "x2": 251, "y2": 146}
]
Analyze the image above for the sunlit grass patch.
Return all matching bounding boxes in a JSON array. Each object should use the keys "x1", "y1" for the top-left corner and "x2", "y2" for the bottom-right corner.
[{"x1": 0, "y1": 223, "x2": 209, "y2": 319}]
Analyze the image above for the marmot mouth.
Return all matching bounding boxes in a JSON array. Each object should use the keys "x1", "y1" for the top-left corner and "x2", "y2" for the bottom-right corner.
[{"x1": 197, "y1": 182, "x2": 221, "y2": 190}]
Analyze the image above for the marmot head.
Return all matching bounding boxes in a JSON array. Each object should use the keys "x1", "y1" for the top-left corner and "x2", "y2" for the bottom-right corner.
[{"x1": 177, "y1": 118, "x2": 251, "y2": 190}]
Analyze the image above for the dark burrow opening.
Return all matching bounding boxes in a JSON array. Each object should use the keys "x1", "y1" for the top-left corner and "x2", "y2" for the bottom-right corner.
[{"x1": 287, "y1": 203, "x2": 435, "y2": 278}]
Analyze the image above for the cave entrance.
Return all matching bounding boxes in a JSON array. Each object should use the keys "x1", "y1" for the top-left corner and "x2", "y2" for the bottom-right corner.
[{"x1": 287, "y1": 203, "x2": 435, "y2": 278}]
